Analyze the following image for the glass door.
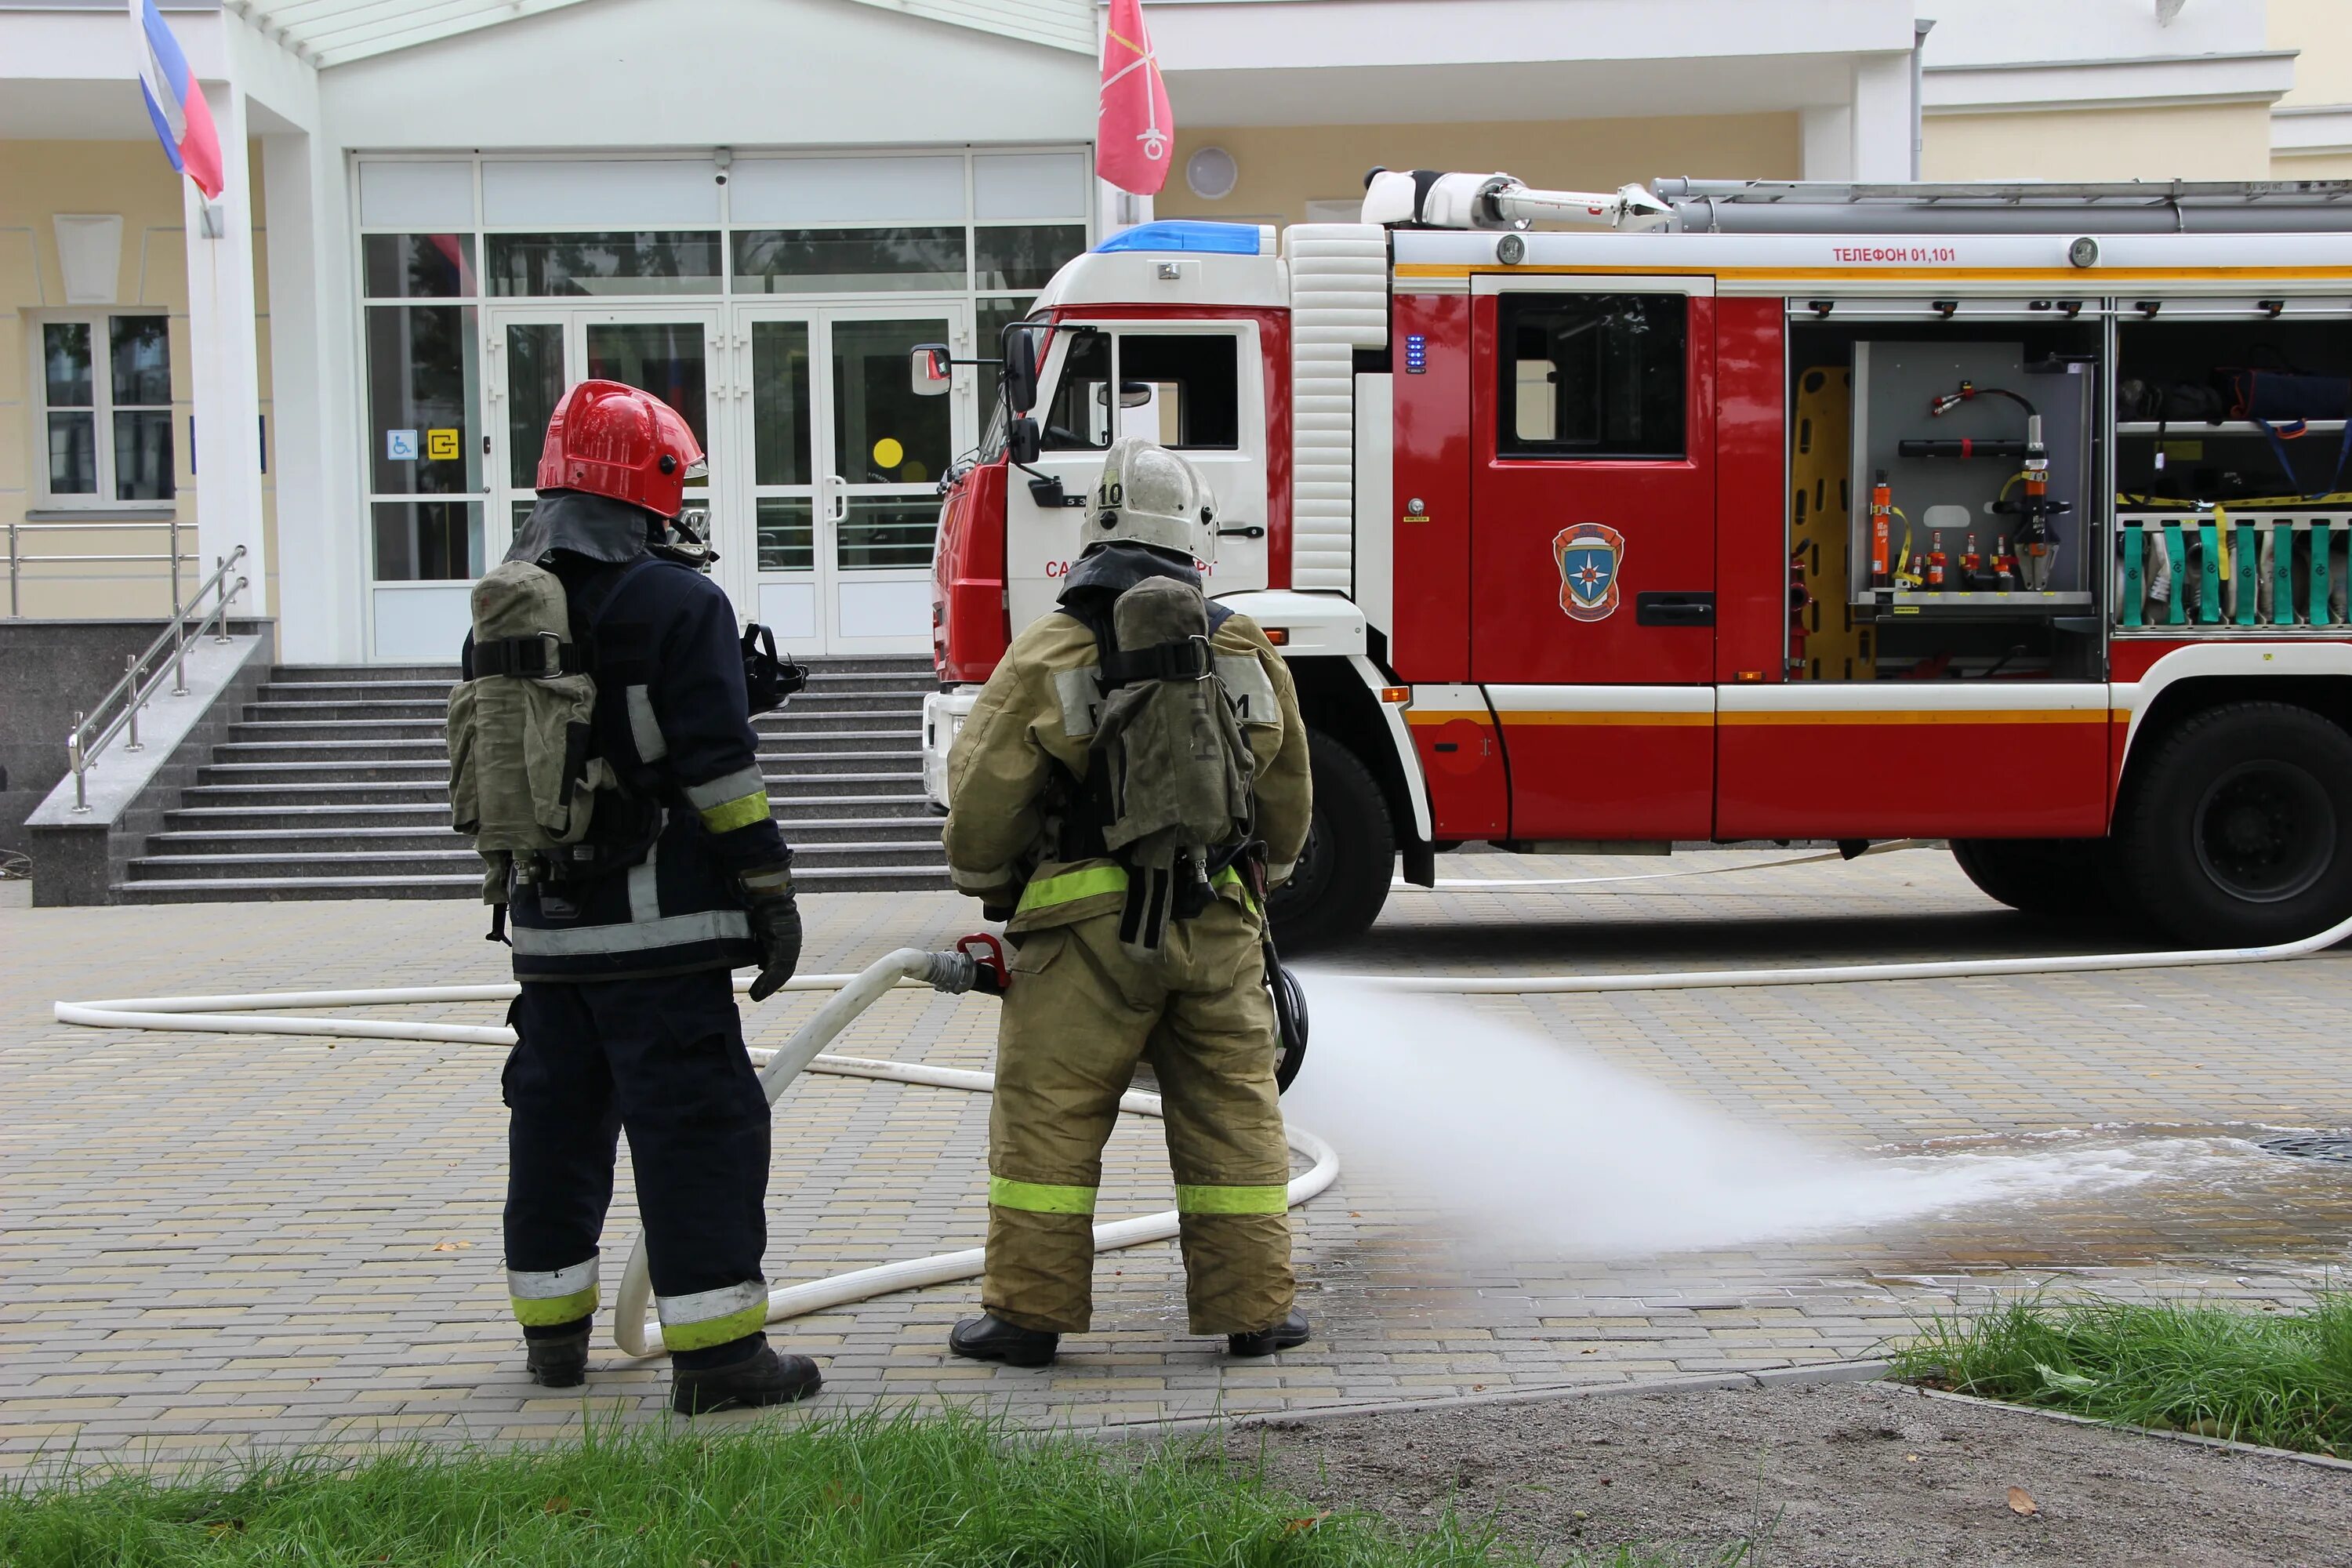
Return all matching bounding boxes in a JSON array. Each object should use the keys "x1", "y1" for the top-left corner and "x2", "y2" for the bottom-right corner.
[
  {"x1": 488, "y1": 309, "x2": 568, "y2": 563},
  {"x1": 735, "y1": 311, "x2": 822, "y2": 644},
  {"x1": 732, "y1": 303, "x2": 970, "y2": 655},
  {"x1": 485, "y1": 307, "x2": 719, "y2": 568}
]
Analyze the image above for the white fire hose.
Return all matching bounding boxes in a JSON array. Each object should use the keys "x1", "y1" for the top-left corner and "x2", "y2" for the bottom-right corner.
[
  {"x1": 53, "y1": 947, "x2": 1341, "y2": 1360},
  {"x1": 1351, "y1": 909, "x2": 2352, "y2": 993},
  {"x1": 53, "y1": 901, "x2": 2352, "y2": 1353}
]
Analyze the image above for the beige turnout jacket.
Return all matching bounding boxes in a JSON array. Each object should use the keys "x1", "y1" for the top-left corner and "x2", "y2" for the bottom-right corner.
[{"x1": 943, "y1": 609, "x2": 1312, "y2": 934}]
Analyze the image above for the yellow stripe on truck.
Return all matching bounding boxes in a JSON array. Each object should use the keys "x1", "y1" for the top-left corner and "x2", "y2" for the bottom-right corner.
[{"x1": 1718, "y1": 710, "x2": 2107, "y2": 727}]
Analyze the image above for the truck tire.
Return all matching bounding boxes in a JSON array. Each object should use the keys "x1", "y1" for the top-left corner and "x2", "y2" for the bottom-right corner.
[
  {"x1": 1949, "y1": 837, "x2": 2118, "y2": 918},
  {"x1": 2118, "y1": 701, "x2": 2352, "y2": 946},
  {"x1": 1267, "y1": 731, "x2": 1394, "y2": 951}
]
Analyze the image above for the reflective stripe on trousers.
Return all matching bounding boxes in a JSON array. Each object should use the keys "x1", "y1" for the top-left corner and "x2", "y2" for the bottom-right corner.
[
  {"x1": 656, "y1": 1278, "x2": 770, "y2": 1353},
  {"x1": 989, "y1": 1174, "x2": 1097, "y2": 1214},
  {"x1": 509, "y1": 1256, "x2": 600, "y2": 1327}
]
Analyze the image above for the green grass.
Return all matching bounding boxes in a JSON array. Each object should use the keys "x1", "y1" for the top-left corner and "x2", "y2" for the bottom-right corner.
[
  {"x1": 1889, "y1": 1290, "x2": 2352, "y2": 1458},
  {"x1": 0, "y1": 1409, "x2": 1557, "y2": 1568}
]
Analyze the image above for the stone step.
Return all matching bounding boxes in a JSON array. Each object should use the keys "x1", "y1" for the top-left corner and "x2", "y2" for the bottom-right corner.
[
  {"x1": 166, "y1": 803, "x2": 456, "y2": 831},
  {"x1": 113, "y1": 862, "x2": 951, "y2": 902},
  {"x1": 127, "y1": 839, "x2": 946, "y2": 881},
  {"x1": 230, "y1": 720, "x2": 450, "y2": 743},
  {"x1": 152, "y1": 817, "x2": 942, "y2": 855},
  {"x1": 245, "y1": 698, "x2": 450, "y2": 720},
  {"x1": 214, "y1": 740, "x2": 448, "y2": 764},
  {"x1": 780, "y1": 687, "x2": 926, "y2": 708},
  {"x1": 762, "y1": 747, "x2": 927, "y2": 771},
  {"x1": 164, "y1": 795, "x2": 935, "y2": 831},
  {"x1": 273, "y1": 664, "x2": 459, "y2": 682},
  {"x1": 181, "y1": 781, "x2": 452, "y2": 808},
  {"x1": 199, "y1": 760, "x2": 448, "y2": 784},
  {"x1": 253, "y1": 686, "x2": 453, "y2": 710},
  {"x1": 757, "y1": 710, "x2": 924, "y2": 735}
]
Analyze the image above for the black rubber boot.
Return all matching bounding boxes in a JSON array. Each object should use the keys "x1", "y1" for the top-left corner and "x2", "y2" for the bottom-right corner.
[
  {"x1": 670, "y1": 1344, "x2": 823, "y2": 1415},
  {"x1": 949, "y1": 1314, "x2": 1060, "y2": 1368},
  {"x1": 524, "y1": 1324, "x2": 590, "y2": 1388},
  {"x1": 1228, "y1": 1309, "x2": 1310, "y2": 1358}
]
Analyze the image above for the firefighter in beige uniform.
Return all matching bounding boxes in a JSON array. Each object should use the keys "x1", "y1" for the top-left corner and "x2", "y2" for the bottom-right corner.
[{"x1": 942, "y1": 440, "x2": 1312, "y2": 1367}]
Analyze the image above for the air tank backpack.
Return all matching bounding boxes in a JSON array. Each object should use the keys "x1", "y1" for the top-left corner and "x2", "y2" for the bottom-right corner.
[
  {"x1": 1061, "y1": 575, "x2": 1269, "y2": 959},
  {"x1": 445, "y1": 561, "x2": 620, "y2": 927}
]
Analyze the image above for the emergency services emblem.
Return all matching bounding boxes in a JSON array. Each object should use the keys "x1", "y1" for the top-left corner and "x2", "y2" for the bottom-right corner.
[{"x1": 1553, "y1": 523, "x2": 1624, "y2": 622}]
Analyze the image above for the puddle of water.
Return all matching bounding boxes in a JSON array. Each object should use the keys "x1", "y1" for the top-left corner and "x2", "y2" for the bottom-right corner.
[{"x1": 1286, "y1": 975, "x2": 2336, "y2": 1260}]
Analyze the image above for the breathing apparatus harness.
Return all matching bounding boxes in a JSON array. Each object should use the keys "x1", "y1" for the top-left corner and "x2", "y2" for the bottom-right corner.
[
  {"x1": 452, "y1": 506, "x2": 808, "y2": 937},
  {"x1": 1049, "y1": 557, "x2": 1308, "y2": 1091}
]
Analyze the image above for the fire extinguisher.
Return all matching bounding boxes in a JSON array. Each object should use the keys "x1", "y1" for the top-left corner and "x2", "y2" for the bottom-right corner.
[{"x1": 1869, "y1": 470, "x2": 1893, "y2": 590}]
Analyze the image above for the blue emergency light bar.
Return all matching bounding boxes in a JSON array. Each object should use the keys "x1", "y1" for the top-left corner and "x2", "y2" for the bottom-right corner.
[{"x1": 1092, "y1": 221, "x2": 1263, "y2": 256}]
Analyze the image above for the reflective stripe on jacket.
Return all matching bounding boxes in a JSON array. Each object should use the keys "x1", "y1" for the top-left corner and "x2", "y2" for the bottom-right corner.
[{"x1": 942, "y1": 608, "x2": 1309, "y2": 935}]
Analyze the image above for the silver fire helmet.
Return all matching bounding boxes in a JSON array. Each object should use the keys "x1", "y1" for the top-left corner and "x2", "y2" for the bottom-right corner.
[{"x1": 1087, "y1": 438, "x2": 1218, "y2": 564}]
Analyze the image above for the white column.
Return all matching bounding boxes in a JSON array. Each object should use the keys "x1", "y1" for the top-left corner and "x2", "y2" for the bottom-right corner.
[
  {"x1": 1802, "y1": 106, "x2": 1856, "y2": 181},
  {"x1": 1097, "y1": 178, "x2": 1152, "y2": 238},
  {"x1": 1849, "y1": 53, "x2": 1915, "y2": 182},
  {"x1": 182, "y1": 85, "x2": 269, "y2": 616},
  {"x1": 261, "y1": 129, "x2": 364, "y2": 663}
]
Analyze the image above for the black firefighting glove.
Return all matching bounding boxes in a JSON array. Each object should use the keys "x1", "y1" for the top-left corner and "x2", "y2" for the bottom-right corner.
[{"x1": 739, "y1": 858, "x2": 803, "y2": 1003}]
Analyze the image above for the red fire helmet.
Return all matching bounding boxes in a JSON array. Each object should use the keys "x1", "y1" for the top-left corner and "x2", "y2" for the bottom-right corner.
[{"x1": 536, "y1": 379, "x2": 704, "y2": 518}]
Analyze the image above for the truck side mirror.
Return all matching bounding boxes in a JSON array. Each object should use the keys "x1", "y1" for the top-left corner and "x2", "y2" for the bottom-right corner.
[
  {"x1": 909, "y1": 344, "x2": 951, "y2": 397},
  {"x1": 1003, "y1": 327, "x2": 1040, "y2": 415},
  {"x1": 1008, "y1": 416, "x2": 1041, "y2": 466}
]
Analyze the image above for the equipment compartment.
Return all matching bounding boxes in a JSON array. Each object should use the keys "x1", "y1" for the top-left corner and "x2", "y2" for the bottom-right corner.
[{"x1": 1788, "y1": 315, "x2": 2107, "y2": 683}]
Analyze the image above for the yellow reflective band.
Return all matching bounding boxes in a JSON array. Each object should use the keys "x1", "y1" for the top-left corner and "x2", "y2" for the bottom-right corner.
[
  {"x1": 698, "y1": 789, "x2": 771, "y2": 833},
  {"x1": 989, "y1": 1175, "x2": 1098, "y2": 1215},
  {"x1": 1014, "y1": 862, "x2": 1248, "y2": 913},
  {"x1": 1175, "y1": 1183, "x2": 1290, "y2": 1215},
  {"x1": 1015, "y1": 865, "x2": 1127, "y2": 913},
  {"x1": 510, "y1": 1286, "x2": 597, "y2": 1327},
  {"x1": 661, "y1": 1301, "x2": 769, "y2": 1353}
]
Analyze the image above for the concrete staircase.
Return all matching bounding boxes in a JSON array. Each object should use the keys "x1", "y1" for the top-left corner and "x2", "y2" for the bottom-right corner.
[{"x1": 116, "y1": 657, "x2": 949, "y2": 902}]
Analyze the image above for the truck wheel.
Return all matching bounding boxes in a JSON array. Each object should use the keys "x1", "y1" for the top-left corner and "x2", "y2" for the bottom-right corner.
[
  {"x1": 1949, "y1": 837, "x2": 2118, "y2": 918},
  {"x1": 2118, "y1": 701, "x2": 2352, "y2": 946},
  {"x1": 1267, "y1": 731, "x2": 1394, "y2": 951}
]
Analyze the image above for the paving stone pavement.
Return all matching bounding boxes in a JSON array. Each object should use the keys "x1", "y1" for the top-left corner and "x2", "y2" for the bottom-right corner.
[{"x1": 3, "y1": 847, "x2": 2350, "y2": 1469}]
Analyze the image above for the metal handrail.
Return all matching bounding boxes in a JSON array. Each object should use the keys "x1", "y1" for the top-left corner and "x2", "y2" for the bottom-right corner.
[
  {"x1": 8, "y1": 515, "x2": 191, "y2": 620},
  {"x1": 66, "y1": 546, "x2": 249, "y2": 815}
]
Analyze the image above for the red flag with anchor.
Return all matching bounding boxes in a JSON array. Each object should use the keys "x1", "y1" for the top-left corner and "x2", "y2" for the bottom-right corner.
[{"x1": 1098, "y1": 0, "x2": 1173, "y2": 196}]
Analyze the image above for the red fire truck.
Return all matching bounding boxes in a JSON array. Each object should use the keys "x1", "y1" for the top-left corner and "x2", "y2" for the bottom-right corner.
[{"x1": 923, "y1": 172, "x2": 2352, "y2": 949}]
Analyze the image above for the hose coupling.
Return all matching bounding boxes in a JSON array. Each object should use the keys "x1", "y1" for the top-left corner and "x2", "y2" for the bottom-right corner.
[{"x1": 924, "y1": 933, "x2": 1011, "y2": 996}]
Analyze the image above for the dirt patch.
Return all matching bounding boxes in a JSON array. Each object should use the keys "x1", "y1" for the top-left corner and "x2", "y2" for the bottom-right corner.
[{"x1": 1229, "y1": 1381, "x2": 2352, "y2": 1566}]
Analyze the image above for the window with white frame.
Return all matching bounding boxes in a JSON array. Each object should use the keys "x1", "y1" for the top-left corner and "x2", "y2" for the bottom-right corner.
[
  {"x1": 37, "y1": 314, "x2": 174, "y2": 506},
  {"x1": 350, "y1": 150, "x2": 1092, "y2": 587}
]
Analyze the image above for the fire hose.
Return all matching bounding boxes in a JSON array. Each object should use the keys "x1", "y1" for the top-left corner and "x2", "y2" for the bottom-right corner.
[
  {"x1": 1350, "y1": 907, "x2": 2352, "y2": 994},
  {"x1": 53, "y1": 943, "x2": 1341, "y2": 1360},
  {"x1": 54, "y1": 903, "x2": 2352, "y2": 1348}
]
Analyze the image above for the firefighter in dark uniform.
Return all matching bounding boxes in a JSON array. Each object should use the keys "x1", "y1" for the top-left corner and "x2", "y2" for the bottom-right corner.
[{"x1": 470, "y1": 380, "x2": 815, "y2": 1414}]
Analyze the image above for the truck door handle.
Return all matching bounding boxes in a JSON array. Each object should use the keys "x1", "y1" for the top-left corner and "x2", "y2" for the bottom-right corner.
[{"x1": 1635, "y1": 592, "x2": 1715, "y2": 626}]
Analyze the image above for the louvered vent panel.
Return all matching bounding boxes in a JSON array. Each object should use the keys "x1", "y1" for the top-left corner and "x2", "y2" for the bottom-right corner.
[{"x1": 1282, "y1": 225, "x2": 1390, "y2": 593}]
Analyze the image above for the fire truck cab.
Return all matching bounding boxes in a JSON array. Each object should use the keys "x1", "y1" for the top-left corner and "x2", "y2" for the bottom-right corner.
[{"x1": 926, "y1": 175, "x2": 2352, "y2": 950}]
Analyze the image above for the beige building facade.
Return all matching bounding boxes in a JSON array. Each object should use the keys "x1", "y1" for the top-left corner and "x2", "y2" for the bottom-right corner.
[{"x1": 7, "y1": 0, "x2": 2352, "y2": 663}]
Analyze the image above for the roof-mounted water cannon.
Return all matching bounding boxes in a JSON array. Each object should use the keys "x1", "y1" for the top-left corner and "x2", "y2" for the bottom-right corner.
[{"x1": 1361, "y1": 168, "x2": 1674, "y2": 231}]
